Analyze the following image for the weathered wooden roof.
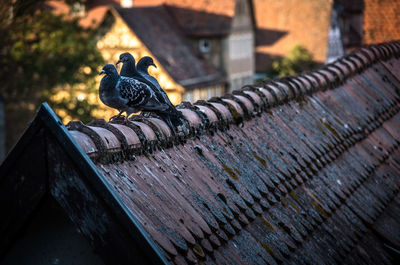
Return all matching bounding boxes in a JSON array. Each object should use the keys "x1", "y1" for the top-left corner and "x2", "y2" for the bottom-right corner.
[{"x1": 1, "y1": 41, "x2": 400, "y2": 265}]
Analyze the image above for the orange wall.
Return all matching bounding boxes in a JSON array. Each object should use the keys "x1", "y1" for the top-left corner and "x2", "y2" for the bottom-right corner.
[
  {"x1": 364, "y1": 0, "x2": 400, "y2": 44},
  {"x1": 254, "y1": 0, "x2": 332, "y2": 63}
]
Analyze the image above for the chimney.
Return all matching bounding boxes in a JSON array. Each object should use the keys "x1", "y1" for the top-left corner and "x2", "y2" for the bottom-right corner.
[{"x1": 121, "y1": 0, "x2": 134, "y2": 8}]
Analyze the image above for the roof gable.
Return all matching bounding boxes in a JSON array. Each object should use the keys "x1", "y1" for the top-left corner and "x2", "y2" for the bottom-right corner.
[
  {"x1": 135, "y1": 0, "x2": 256, "y2": 37},
  {"x1": 1, "y1": 41, "x2": 400, "y2": 264}
]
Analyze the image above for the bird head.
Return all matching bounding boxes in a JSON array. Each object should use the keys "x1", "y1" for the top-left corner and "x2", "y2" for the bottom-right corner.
[
  {"x1": 99, "y1": 64, "x2": 118, "y2": 76},
  {"x1": 141, "y1": 56, "x2": 157, "y2": 69},
  {"x1": 116, "y1": 52, "x2": 135, "y2": 65}
]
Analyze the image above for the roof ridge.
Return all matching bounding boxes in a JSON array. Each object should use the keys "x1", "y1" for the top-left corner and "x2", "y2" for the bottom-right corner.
[{"x1": 67, "y1": 40, "x2": 400, "y2": 163}]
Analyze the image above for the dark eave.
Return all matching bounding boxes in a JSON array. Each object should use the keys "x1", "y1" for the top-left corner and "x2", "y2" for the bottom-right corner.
[{"x1": 0, "y1": 103, "x2": 169, "y2": 265}]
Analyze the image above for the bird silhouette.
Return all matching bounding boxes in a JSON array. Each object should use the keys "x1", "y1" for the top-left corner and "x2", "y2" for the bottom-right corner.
[
  {"x1": 137, "y1": 56, "x2": 172, "y2": 107},
  {"x1": 99, "y1": 64, "x2": 169, "y2": 121},
  {"x1": 116, "y1": 53, "x2": 183, "y2": 133}
]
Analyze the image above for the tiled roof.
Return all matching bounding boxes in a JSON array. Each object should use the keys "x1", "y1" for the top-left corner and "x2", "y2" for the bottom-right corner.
[
  {"x1": 254, "y1": 0, "x2": 332, "y2": 72},
  {"x1": 114, "y1": 6, "x2": 226, "y2": 89},
  {"x1": 364, "y1": 0, "x2": 400, "y2": 44},
  {"x1": 165, "y1": 5, "x2": 233, "y2": 37},
  {"x1": 163, "y1": 0, "x2": 235, "y2": 37},
  {"x1": 135, "y1": 0, "x2": 236, "y2": 37},
  {"x1": 1, "y1": 41, "x2": 400, "y2": 264},
  {"x1": 45, "y1": 0, "x2": 119, "y2": 28}
]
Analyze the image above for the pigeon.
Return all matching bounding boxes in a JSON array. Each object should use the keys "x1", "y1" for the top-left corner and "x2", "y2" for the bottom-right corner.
[
  {"x1": 98, "y1": 64, "x2": 169, "y2": 121},
  {"x1": 116, "y1": 53, "x2": 183, "y2": 132},
  {"x1": 117, "y1": 52, "x2": 142, "y2": 79},
  {"x1": 136, "y1": 56, "x2": 172, "y2": 108}
]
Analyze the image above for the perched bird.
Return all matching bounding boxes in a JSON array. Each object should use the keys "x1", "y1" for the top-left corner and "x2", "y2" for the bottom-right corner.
[
  {"x1": 98, "y1": 64, "x2": 169, "y2": 121},
  {"x1": 136, "y1": 56, "x2": 171, "y2": 107},
  {"x1": 116, "y1": 53, "x2": 183, "y2": 132},
  {"x1": 117, "y1": 52, "x2": 142, "y2": 79}
]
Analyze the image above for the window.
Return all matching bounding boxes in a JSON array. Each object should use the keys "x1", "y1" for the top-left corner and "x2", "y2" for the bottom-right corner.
[
  {"x1": 199, "y1": 39, "x2": 211, "y2": 53},
  {"x1": 121, "y1": 0, "x2": 134, "y2": 8},
  {"x1": 70, "y1": 2, "x2": 85, "y2": 17}
]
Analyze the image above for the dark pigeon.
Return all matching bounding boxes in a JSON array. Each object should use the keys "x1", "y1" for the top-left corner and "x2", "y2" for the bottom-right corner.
[
  {"x1": 136, "y1": 56, "x2": 172, "y2": 108},
  {"x1": 98, "y1": 64, "x2": 169, "y2": 121},
  {"x1": 117, "y1": 53, "x2": 184, "y2": 132},
  {"x1": 117, "y1": 52, "x2": 142, "y2": 79}
]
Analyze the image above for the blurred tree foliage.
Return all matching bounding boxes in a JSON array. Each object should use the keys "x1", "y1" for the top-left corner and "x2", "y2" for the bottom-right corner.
[
  {"x1": 0, "y1": 0, "x2": 104, "y2": 150},
  {"x1": 268, "y1": 45, "x2": 316, "y2": 78}
]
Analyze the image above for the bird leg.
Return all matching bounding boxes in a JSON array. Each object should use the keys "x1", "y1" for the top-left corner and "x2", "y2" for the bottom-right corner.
[
  {"x1": 124, "y1": 113, "x2": 134, "y2": 124},
  {"x1": 109, "y1": 111, "x2": 124, "y2": 121},
  {"x1": 164, "y1": 116, "x2": 177, "y2": 136}
]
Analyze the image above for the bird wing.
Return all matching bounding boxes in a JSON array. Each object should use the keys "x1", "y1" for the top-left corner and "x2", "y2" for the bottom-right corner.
[
  {"x1": 139, "y1": 72, "x2": 174, "y2": 106},
  {"x1": 118, "y1": 77, "x2": 151, "y2": 107}
]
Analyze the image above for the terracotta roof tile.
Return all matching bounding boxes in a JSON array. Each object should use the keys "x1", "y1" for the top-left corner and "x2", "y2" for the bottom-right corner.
[
  {"x1": 134, "y1": 0, "x2": 236, "y2": 36},
  {"x1": 64, "y1": 41, "x2": 400, "y2": 264},
  {"x1": 1, "y1": 41, "x2": 400, "y2": 264},
  {"x1": 135, "y1": 0, "x2": 235, "y2": 16}
]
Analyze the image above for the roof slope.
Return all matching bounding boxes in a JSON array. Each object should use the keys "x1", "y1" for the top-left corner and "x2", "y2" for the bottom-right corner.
[
  {"x1": 165, "y1": 5, "x2": 233, "y2": 37},
  {"x1": 1, "y1": 41, "x2": 400, "y2": 265},
  {"x1": 135, "y1": 0, "x2": 236, "y2": 37},
  {"x1": 114, "y1": 5, "x2": 226, "y2": 90}
]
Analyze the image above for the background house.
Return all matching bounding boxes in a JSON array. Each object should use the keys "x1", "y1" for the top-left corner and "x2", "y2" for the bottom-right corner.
[
  {"x1": 135, "y1": 0, "x2": 256, "y2": 94},
  {"x1": 253, "y1": 0, "x2": 333, "y2": 75},
  {"x1": 105, "y1": 0, "x2": 256, "y2": 102},
  {"x1": 363, "y1": 0, "x2": 400, "y2": 44},
  {"x1": 253, "y1": 0, "x2": 400, "y2": 76},
  {"x1": 47, "y1": 0, "x2": 255, "y2": 109},
  {"x1": 47, "y1": 0, "x2": 400, "y2": 106}
]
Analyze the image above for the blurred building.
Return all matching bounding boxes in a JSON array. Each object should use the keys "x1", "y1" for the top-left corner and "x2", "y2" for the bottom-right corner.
[
  {"x1": 334, "y1": 0, "x2": 400, "y2": 51},
  {"x1": 254, "y1": 0, "x2": 400, "y2": 75},
  {"x1": 46, "y1": 0, "x2": 400, "y2": 110},
  {"x1": 362, "y1": 0, "x2": 400, "y2": 44},
  {"x1": 333, "y1": 0, "x2": 364, "y2": 53},
  {"x1": 253, "y1": 0, "x2": 333, "y2": 74},
  {"x1": 48, "y1": 0, "x2": 255, "y2": 105}
]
